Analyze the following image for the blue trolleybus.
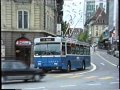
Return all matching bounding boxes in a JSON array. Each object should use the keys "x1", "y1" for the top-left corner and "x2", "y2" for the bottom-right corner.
[{"x1": 33, "y1": 36, "x2": 91, "y2": 72}]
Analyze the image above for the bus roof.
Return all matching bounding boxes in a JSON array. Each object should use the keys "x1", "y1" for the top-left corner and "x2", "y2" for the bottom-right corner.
[{"x1": 34, "y1": 37, "x2": 90, "y2": 46}]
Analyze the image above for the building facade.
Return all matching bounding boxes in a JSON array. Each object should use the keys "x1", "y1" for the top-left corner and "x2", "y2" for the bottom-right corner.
[
  {"x1": 85, "y1": 0, "x2": 95, "y2": 21},
  {"x1": 84, "y1": 0, "x2": 107, "y2": 21},
  {"x1": 1, "y1": 0, "x2": 63, "y2": 66},
  {"x1": 95, "y1": 0, "x2": 107, "y2": 13},
  {"x1": 68, "y1": 28, "x2": 83, "y2": 39},
  {"x1": 115, "y1": 0, "x2": 119, "y2": 50},
  {"x1": 104, "y1": 0, "x2": 119, "y2": 50},
  {"x1": 84, "y1": 7, "x2": 108, "y2": 44}
]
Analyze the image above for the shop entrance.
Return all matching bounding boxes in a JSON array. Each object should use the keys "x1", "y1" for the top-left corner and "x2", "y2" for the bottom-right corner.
[{"x1": 15, "y1": 38, "x2": 32, "y2": 67}]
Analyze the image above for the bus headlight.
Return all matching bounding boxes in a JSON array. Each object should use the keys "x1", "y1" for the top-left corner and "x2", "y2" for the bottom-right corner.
[
  {"x1": 38, "y1": 62, "x2": 41, "y2": 66},
  {"x1": 54, "y1": 63, "x2": 58, "y2": 65}
]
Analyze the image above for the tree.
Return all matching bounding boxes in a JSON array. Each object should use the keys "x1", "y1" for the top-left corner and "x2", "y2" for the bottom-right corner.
[
  {"x1": 61, "y1": 21, "x2": 69, "y2": 35},
  {"x1": 78, "y1": 30, "x2": 89, "y2": 42},
  {"x1": 78, "y1": 32, "x2": 84, "y2": 41}
]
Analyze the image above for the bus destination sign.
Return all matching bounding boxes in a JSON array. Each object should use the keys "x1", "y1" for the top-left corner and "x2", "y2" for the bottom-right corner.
[{"x1": 40, "y1": 38, "x2": 55, "y2": 41}]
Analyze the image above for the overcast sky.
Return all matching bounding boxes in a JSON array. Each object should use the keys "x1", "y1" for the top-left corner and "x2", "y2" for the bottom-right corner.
[{"x1": 63, "y1": 0, "x2": 85, "y2": 29}]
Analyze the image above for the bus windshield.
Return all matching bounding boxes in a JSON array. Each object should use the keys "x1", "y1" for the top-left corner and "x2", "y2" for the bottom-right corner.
[{"x1": 34, "y1": 43, "x2": 61, "y2": 55}]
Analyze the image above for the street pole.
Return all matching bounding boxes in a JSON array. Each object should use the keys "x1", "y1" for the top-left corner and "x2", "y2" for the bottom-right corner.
[{"x1": 44, "y1": 0, "x2": 46, "y2": 30}]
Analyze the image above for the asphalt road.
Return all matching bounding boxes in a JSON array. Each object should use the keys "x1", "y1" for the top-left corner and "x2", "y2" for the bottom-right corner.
[{"x1": 2, "y1": 49, "x2": 119, "y2": 90}]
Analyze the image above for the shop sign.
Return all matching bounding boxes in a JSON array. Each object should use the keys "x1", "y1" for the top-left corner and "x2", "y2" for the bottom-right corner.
[
  {"x1": 16, "y1": 38, "x2": 31, "y2": 46},
  {"x1": 40, "y1": 38, "x2": 55, "y2": 42}
]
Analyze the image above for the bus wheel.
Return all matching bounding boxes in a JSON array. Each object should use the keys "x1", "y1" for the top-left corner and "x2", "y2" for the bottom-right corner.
[
  {"x1": 82, "y1": 62, "x2": 86, "y2": 70},
  {"x1": 67, "y1": 63, "x2": 71, "y2": 73}
]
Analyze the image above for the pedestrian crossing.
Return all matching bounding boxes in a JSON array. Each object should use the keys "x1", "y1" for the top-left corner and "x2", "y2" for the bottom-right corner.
[
  {"x1": 49, "y1": 74, "x2": 115, "y2": 81},
  {"x1": 99, "y1": 76, "x2": 113, "y2": 80},
  {"x1": 85, "y1": 76, "x2": 98, "y2": 79},
  {"x1": 68, "y1": 75, "x2": 83, "y2": 78}
]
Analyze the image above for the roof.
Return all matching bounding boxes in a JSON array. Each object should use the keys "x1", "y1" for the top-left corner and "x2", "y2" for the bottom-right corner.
[
  {"x1": 84, "y1": 7, "x2": 108, "y2": 26},
  {"x1": 91, "y1": 7, "x2": 108, "y2": 25}
]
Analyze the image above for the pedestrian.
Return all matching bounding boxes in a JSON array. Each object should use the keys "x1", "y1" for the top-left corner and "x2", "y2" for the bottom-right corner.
[{"x1": 92, "y1": 42, "x2": 96, "y2": 52}]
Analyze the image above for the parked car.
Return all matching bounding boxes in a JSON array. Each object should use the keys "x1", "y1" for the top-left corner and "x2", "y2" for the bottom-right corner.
[{"x1": 1, "y1": 60, "x2": 46, "y2": 83}]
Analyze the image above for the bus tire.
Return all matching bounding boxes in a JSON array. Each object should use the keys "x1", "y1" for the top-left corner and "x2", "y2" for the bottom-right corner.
[
  {"x1": 33, "y1": 74, "x2": 41, "y2": 82},
  {"x1": 66, "y1": 63, "x2": 71, "y2": 73},
  {"x1": 82, "y1": 61, "x2": 86, "y2": 70}
]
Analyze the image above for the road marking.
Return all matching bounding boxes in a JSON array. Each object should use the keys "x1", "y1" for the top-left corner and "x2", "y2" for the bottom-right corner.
[
  {"x1": 54, "y1": 74, "x2": 71, "y2": 78},
  {"x1": 99, "y1": 76, "x2": 113, "y2": 80},
  {"x1": 100, "y1": 63, "x2": 105, "y2": 66},
  {"x1": 110, "y1": 82, "x2": 119, "y2": 84},
  {"x1": 50, "y1": 63, "x2": 96, "y2": 78},
  {"x1": 60, "y1": 85, "x2": 76, "y2": 87},
  {"x1": 77, "y1": 63, "x2": 96, "y2": 75},
  {"x1": 69, "y1": 75, "x2": 83, "y2": 78},
  {"x1": 96, "y1": 53, "x2": 117, "y2": 67},
  {"x1": 87, "y1": 83, "x2": 101, "y2": 86},
  {"x1": 24, "y1": 87, "x2": 45, "y2": 90},
  {"x1": 85, "y1": 76, "x2": 98, "y2": 79}
]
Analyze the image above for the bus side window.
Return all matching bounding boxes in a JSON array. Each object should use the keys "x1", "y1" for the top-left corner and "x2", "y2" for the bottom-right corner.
[
  {"x1": 62, "y1": 48, "x2": 65, "y2": 55},
  {"x1": 62, "y1": 43, "x2": 66, "y2": 55},
  {"x1": 80, "y1": 45, "x2": 84, "y2": 55},
  {"x1": 83, "y1": 46, "x2": 86, "y2": 55},
  {"x1": 87, "y1": 46, "x2": 90, "y2": 55},
  {"x1": 71, "y1": 44, "x2": 76, "y2": 54},
  {"x1": 67, "y1": 43, "x2": 71, "y2": 54}
]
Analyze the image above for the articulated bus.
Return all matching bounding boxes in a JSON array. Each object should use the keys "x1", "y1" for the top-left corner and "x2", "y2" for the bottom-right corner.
[{"x1": 33, "y1": 36, "x2": 91, "y2": 72}]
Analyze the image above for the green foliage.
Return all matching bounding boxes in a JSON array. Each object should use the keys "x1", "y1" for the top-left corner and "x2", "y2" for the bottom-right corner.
[
  {"x1": 78, "y1": 30, "x2": 89, "y2": 42},
  {"x1": 61, "y1": 21, "x2": 69, "y2": 35}
]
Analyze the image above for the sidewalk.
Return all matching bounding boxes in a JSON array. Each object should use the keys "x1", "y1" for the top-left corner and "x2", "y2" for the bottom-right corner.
[
  {"x1": 97, "y1": 48, "x2": 107, "y2": 53},
  {"x1": 95, "y1": 48, "x2": 119, "y2": 59},
  {"x1": 96, "y1": 49, "x2": 119, "y2": 67},
  {"x1": 90, "y1": 47, "x2": 107, "y2": 54}
]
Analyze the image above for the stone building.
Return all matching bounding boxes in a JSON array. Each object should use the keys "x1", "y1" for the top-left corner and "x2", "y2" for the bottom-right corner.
[
  {"x1": 84, "y1": 7, "x2": 108, "y2": 44},
  {"x1": 84, "y1": 0, "x2": 107, "y2": 24},
  {"x1": 1, "y1": 0, "x2": 63, "y2": 66}
]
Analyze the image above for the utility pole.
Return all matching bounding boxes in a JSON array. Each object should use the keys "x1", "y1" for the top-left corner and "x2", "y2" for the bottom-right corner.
[{"x1": 44, "y1": 0, "x2": 46, "y2": 30}]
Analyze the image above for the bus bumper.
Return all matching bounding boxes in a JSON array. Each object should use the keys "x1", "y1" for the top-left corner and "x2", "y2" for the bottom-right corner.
[{"x1": 36, "y1": 66, "x2": 62, "y2": 71}]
